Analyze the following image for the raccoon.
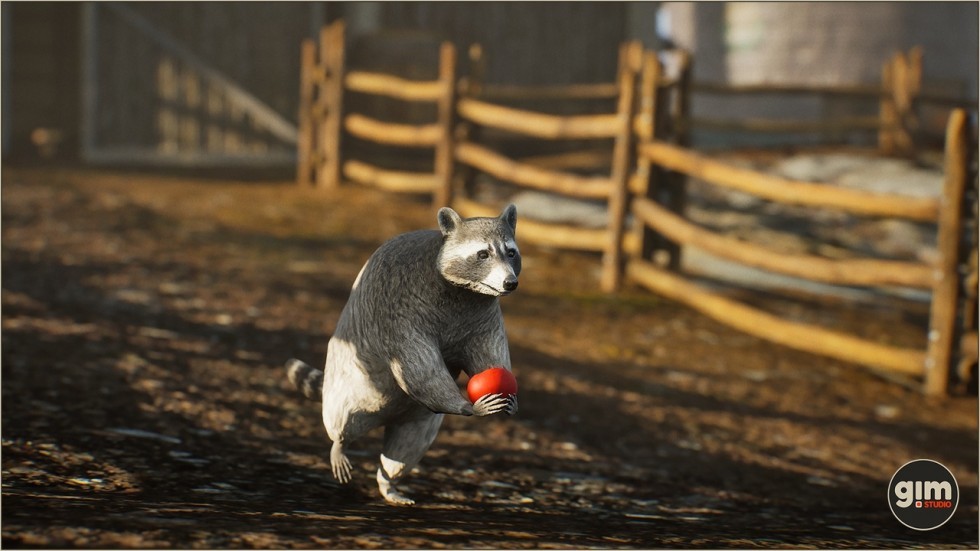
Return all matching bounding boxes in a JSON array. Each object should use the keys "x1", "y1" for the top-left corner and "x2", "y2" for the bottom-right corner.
[{"x1": 286, "y1": 204, "x2": 521, "y2": 505}]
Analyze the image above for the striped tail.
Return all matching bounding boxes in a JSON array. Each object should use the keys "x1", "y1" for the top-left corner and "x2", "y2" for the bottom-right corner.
[{"x1": 286, "y1": 359, "x2": 323, "y2": 401}]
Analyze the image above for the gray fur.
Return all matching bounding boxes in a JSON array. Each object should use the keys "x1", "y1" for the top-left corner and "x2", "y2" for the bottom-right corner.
[
  {"x1": 285, "y1": 359, "x2": 323, "y2": 401},
  {"x1": 437, "y1": 205, "x2": 521, "y2": 297},
  {"x1": 286, "y1": 204, "x2": 520, "y2": 505}
]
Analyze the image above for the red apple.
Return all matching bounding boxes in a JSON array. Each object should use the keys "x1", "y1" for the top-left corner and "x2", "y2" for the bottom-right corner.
[{"x1": 466, "y1": 367, "x2": 518, "y2": 403}]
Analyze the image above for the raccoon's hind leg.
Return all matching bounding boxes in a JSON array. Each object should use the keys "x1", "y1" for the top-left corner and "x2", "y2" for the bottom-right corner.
[
  {"x1": 377, "y1": 411, "x2": 444, "y2": 505},
  {"x1": 320, "y1": 337, "x2": 385, "y2": 485},
  {"x1": 324, "y1": 410, "x2": 377, "y2": 484}
]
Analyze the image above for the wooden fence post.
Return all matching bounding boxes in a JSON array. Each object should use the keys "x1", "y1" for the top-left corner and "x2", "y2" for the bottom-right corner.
[
  {"x1": 319, "y1": 20, "x2": 346, "y2": 189},
  {"x1": 647, "y1": 56, "x2": 676, "y2": 268},
  {"x1": 924, "y1": 109, "x2": 970, "y2": 396},
  {"x1": 666, "y1": 49, "x2": 693, "y2": 270},
  {"x1": 601, "y1": 42, "x2": 640, "y2": 293},
  {"x1": 879, "y1": 53, "x2": 898, "y2": 155},
  {"x1": 296, "y1": 38, "x2": 316, "y2": 186},
  {"x1": 465, "y1": 43, "x2": 485, "y2": 98},
  {"x1": 315, "y1": 24, "x2": 332, "y2": 187},
  {"x1": 632, "y1": 50, "x2": 661, "y2": 263},
  {"x1": 644, "y1": 49, "x2": 692, "y2": 271},
  {"x1": 455, "y1": 44, "x2": 485, "y2": 201},
  {"x1": 958, "y1": 245, "x2": 979, "y2": 389},
  {"x1": 879, "y1": 48, "x2": 922, "y2": 157},
  {"x1": 433, "y1": 41, "x2": 457, "y2": 210},
  {"x1": 892, "y1": 51, "x2": 910, "y2": 153},
  {"x1": 310, "y1": 30, "x2": 331, "y2": 187},
  {"x1": 899, "y1": 46, "x2": 923, "y2": 155},
  {"x1": 673, "y1": 49, "x2": 693, "y2": 148}
]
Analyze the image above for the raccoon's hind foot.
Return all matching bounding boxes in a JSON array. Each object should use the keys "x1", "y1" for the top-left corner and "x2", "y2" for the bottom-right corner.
[
  {"x1": 330, "y1": 441, "x2": 353, "y2": 484},
  {"x1": 382, "y1": 490, "x2": 415, "y2": 506},
  {"x1": 377, "y1": 468, "x2": 415, "y2": 506}
]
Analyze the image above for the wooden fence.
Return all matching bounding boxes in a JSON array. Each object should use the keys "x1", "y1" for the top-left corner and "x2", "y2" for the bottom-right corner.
[
  {"x1": 625, "y1": 106, "x2": 975, "y2": 396},
  {"x1": 452, "y1": 41, "x2": 637, "y2": 292},
  {"x1": 452, "y1": 42, "x2": 693, "y2": 293},
  {"x1": 690, "y1": 48, "x2": 928, "y2": 155},
  {"x1": 296, "y1": 21, "x2": 457, "y2": 207},
  {"x1": 622, "y1": 48, "x2": 977, "y2": 395},
  {"x1": 294, "y1": 27, "x2": 976, "y2": 394},
  {"x1": 296, "y1": 21, "x2": 343, "y2": 188}
]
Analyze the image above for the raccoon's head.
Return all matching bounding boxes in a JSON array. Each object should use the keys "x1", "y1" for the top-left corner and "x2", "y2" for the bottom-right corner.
[{"x1": 436, "y1": 204, "x2": 521, "y2": 297}]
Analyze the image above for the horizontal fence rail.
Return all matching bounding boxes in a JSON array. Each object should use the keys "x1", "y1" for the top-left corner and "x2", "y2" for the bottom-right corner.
[
  {"x1": 454, "y1": 142, "x2": 614, "y2": 199},
  {"x1": 478, "y1": 82, "x2": 620, "y2": 101},
  {"x1": 629, "y1": 106, "x2": 975, "y2": 395},
  {"x1": 454, "y1": 195, "x2": 638, "y2": 254},
  {"x1": 297, "y1": 27, "x2": 456, "y2": 205},
  {"x1": 684, "y1": 49, "x2": 977, "y2": 155},
  {"x1": 518, "y1": 148, "x2": 613, "y2": 171},
  {"x1": 491, "y1": 80, "x2": 678, "y2": 100},
  {"x1": 692, "y1": 81, "x2": 886, "y2": 99},
  {"x1": 453, "y1": 40, "x2": 649, "y2": 293},
  {"x1": 343, "y1": 113, "x2": 442, "y2": 147},
  {"x1": 626, "y1": 259, "x2": 928, "y2": 376},
  {"x1": 298, "y1": 29, "x2": 974, "y2": 394},
  {"x1": 457, "y1": 98, "x2": 622, "y2": 140},
  {"x1": 342, "y1": 159, "x2": 438, "y2": 193},
  {"x1": 690, "y1": 116, "x2": 885, "y2": 134},
  {"x1": 344, "y1": 70, "x2": 446, "y2": 102},
  {"x1": 640, "y1": 141, "x2": 941, "y2": 221},
  {"x1": 342, "y1": 54, "x2": 454, "y2": 197},
  {"x1": 632, "y1": 197, "x2": 935, "y2": 289}
]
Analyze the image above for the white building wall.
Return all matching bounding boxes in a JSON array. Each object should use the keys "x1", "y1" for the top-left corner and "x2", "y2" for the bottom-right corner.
[
  {"x1": 662, "y1": 1, "x2": 977, "y2": 93},
  {"x1": 723, "y1": 2, "x2": 977, "y2": 96},
  {"x1": 658, "y1": 1, "x2": 978, "y2": 147},
  {"x1": 724, "y1": 3, "x2": 904, "y2": 86}
]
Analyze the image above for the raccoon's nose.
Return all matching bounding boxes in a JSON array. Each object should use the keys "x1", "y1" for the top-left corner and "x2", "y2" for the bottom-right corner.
[{"x1": 503, "y1": 278, "x2": 519, "y2": 292}]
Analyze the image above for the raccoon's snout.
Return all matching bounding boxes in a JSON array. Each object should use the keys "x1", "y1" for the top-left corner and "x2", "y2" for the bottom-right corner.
[{"x1": 503, "y1": 277, "x2": 519, "y2": 292}]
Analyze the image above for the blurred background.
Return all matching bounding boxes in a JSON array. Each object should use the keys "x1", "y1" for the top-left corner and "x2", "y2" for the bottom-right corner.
[
  {"x1": 3, "y1": 1, "x2": 977, "y2": 165},
  {"x1": 3, "y1": 3, "x2": 979, "y2": 548}
]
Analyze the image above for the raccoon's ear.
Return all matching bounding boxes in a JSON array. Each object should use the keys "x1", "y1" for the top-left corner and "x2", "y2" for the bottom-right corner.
[
  {"x1": 437, "y1": 207, "x2": 463, "y2": 237},
  {"x1": 499, "y1": 203, "x2": 517, "y2": 232}
]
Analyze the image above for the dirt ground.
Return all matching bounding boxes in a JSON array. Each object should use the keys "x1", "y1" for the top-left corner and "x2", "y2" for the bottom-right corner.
[{"x1": 2, "y1": 165, "x2": 977, "y2": 549}]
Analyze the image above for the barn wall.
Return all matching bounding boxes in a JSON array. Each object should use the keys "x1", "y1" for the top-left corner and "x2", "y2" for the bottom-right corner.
[
  {"x1": 119, "y1": 2, "x2": 321, "y2": 119},
  {"x1": 370, "y1": 2, "x2": 630, "y2": 85},
  {"x1": 6, "y1": 3, "x2": 82, "y2": 159},
  {"x1": 80, "y1": 2, "x2": 322, "y2": 162},
  {"x1": 6, "y1": 2, "x2": 637, "y2": 164}
]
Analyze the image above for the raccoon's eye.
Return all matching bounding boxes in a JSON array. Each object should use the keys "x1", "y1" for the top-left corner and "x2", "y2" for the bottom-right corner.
[
  {"x1": 477, "y1": 250, "x2": 490, "y2": 260},
  {"x1": 506, "y1": 248, "x2": 517, "y2": 258}
]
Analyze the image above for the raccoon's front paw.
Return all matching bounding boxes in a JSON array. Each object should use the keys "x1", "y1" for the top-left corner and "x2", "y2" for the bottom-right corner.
[{"x1": 472, "y1": 393, "x2": 510, "y2": 416}]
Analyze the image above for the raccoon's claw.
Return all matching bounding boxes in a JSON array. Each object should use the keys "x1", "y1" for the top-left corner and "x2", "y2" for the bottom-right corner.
[
  {"x1": 332, "y1": 455, "x2": 353, "y2": 484},
  {"x1": 472, "y1": 393, "x2": 510, "y2": 416},
  {"x1": 330, "y1": 443, "x2": 353, "y2": 484},
  {"x1": 505, "y1": 395, "x2": 518, "y2": 416}
]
